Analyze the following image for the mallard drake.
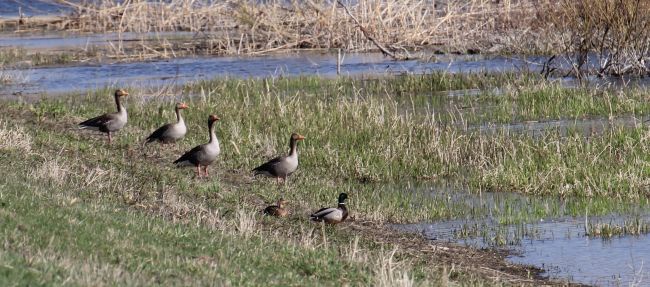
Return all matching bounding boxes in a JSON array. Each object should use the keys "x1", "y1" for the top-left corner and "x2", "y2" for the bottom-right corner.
[
  {"x1": 252, "y1": 133, "x2": 305, "y2": 184},
  {"x1": 145, "y1": 102, "x2": 188, "y2": 145},
  {"x1": 173, "y1": 114, "x2": 220, "y2": 178},
  {"x1": 263, "y1": 198, "x2": 288, "y2": 217},
  {"x1": 78, "y1": 89, "x2": 128, "y2": 143},
  {"x1": 310, "y1": 193, "x2": 348, "y2": 224}
]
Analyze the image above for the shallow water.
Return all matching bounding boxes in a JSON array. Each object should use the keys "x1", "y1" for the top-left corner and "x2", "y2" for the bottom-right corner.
[
  {"x1": 395, "y1": 186, "x2": 650, "y2": 286},
  {"x1": 470, "y1": 116, "x2": 650, "y2": 138},
  {"x1": 1, "y1": 53, "x2": 546, "y2": 96},
  {"x1": 0, "y1": 0, "x2": 70, "y2": 17}
]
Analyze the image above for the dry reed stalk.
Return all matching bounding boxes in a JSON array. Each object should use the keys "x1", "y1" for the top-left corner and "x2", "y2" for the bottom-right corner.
[{"x1": 51, "y1": 0, "x2": 543, "y2": 57}]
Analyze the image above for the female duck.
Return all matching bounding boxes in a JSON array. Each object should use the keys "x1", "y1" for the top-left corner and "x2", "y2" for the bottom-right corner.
[{"x1": 263, "y1": 198, "x2": 288, "y2": 217}]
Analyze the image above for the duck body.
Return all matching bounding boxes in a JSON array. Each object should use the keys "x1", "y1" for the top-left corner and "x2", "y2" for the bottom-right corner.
[
  {"x1": 253, "y1": 133, "x2": 305, "y2": 183},
  {"x1": 263, "y1": 199, "x2": 288, "y2": 217},
  {"x1": 146, "y1": 103, "x2": 188, "y2": 144},
  {"x1": 79, "y1": 89, "x2": 128, "y2": 143},
  {"x1": 310, "y1": 193, "x2": 349, "y2": 224},
  {"x1": 173, "y1": 114, "x2": 220, "y2": 177}
]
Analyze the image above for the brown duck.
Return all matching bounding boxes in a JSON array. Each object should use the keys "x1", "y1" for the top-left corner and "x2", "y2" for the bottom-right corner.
[{"x1": 263, "y1": 198, "x2": 288, "y2": 217}]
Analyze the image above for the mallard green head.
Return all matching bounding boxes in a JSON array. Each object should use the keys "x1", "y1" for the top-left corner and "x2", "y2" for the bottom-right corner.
[{"x1": 338, "y1": 193, "x2": 348, "y2": 204}]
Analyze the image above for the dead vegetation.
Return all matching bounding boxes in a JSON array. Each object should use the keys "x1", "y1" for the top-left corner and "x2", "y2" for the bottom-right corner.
[
  {"x1": 7, "y1": 0, "x2": 547, "y2": 57},
  {"x1": 530, "y1": 0, "x2": 650, "y2": 77},
  {"x1": 5, "y1": 0, "x2": 650, "y2": 76}
]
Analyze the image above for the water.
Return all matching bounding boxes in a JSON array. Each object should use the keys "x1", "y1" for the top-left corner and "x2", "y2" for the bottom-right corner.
[
  {"x1": 1, "y1": 53, "x2": 547, "y2": 96},
  {"x1": 395, "y1": 187, "x2": 650, "y2": 286},
  {"x1": 0, "y1": 0, "x2": 70, "y2": 17},
  {"x1": 0, "y1": 31, "x2": 196, "y2": 50},
  {"x1": 470, "y1": 116, "x2": 650, "y2": 138}
]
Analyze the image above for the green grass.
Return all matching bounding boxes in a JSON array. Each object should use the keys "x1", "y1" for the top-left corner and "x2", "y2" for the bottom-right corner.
[{"x1": 2, "y1": 71, "x2": 650, "y2": 285}]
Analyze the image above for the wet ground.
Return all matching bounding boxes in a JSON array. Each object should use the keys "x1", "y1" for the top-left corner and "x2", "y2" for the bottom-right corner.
[
  {"x1": 3, "y1": 24, "x2": 650, "y2": 286},
  {"x1": 395, "y1": 185, "x2": 650, "y2": 286}
]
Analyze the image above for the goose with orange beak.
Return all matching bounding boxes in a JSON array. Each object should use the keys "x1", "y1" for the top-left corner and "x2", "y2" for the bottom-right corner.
[
  {"x1": 174, "y1": 114, "x2": 221, "y2": 178},
  {"x1": 78, "y1": 89, "x2": 128, "y2": 143},
  {"x1": 253, "y1": 133, "x2": 305, "y2": 184},
  {"x1": 145, "y1": 102, "x2": 189, "y2": 145}
]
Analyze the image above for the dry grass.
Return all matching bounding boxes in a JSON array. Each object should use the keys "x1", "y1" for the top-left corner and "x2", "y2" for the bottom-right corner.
[
  {"x1": 374, "y1": 247, "x2": 415, "y2": 287},
  {"x1": 0, "y1": 121, "x2": 32, "y2": 153},
  {"x1": 534, "y1": 0, "x2": 650, "y2": 76},
  {"x1": 51, "y1": 0, "x2": 545, "y2": 56},
  {"x1": 31, "y1": 156, "x2": 69, "y2": 187}
]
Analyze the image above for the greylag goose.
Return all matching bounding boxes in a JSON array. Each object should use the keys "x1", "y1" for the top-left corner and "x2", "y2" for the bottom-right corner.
[
  {"x1": 173, "y1": 114, "x2": 220, "y2": 178},
  {"x1": 252, "y1": 133, "x2": 305, "y2": 184},
  {"x1": 310, "y1": 193, "x2": 348, "y2": 224},
  {"x1": 145, "y1": 102, "x2": 188, "y2": 145},
  {"x1": 263, "y1": 198, "x2": 288, "y2": 217},
  {"x1": 78, "y1": 89, "x2": 128, "y2": 143}
]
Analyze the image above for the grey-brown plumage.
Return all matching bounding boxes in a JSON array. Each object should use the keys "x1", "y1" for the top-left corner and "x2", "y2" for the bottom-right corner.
[
  {"x1": 173, "y1": 114, "x2": 221, "y2": 178},
  {"x1": 145, "y1": 102, "x2": 188, "y2": 144},
  {"x1": 78, "y1": 89, "x2": 129, "y2": 143},
  {"x1": 263, "y1": 198, "x2": 288, "y2": 217},
  {"x1": 310, "y1": 193, "x2": 348, "y2": 224},
  {"x1": 253, "y1": 133, "x2": 305, "y2": 184}
]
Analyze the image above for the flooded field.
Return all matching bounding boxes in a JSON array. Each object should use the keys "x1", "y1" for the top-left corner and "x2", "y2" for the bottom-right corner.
[
  {"x1": 395, "y1": 184, "x2": 650, "y2": 286},
  {"x1": 1, "y1": 51, "x2": 545, "y2": 96},
  {"x1": 2, "y1": 2, "x2": 650, "y2": 285}
]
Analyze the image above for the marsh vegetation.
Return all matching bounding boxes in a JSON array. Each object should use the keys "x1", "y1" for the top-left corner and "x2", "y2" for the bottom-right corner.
[{"x1": 2, "y1": 0, "x2": 650, "y2": 285}]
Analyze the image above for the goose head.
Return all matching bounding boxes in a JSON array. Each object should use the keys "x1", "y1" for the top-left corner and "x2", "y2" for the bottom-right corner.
[
  {"x1": 209, "y1": 114, "x2": 220, "y2": 124},
  {"x1": 114, "y1": 89, "x2": 129, "y2": 98},
  {"x1": 291, "y1": 133, "x2": 305, "y2": 141},
  {"x1": 176, "y1": 102, "x2": 189, "y2": 110},
  {"x1": 277, "y1": 198, "x2": 288, "y2": 208}
]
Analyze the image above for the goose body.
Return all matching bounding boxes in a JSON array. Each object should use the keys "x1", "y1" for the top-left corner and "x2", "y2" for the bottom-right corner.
[
  {"x1": 253, "y1": 133, "x2": 305, "y2": 184},
  {"x1": 310, "y1": 193, "x2": 348, "y2": 224},
  {"x1": 79, "y1": 89, "x2": 128, "y2": 143},
  {"x1": 263, "y1": 198, "x2": 288, "y2": 217},
  {"x1": 174, "y1": 114, "x2": 220, "y2": 177},
  {"x1": 145, "y1": 103, "x2": 188, "y2": 144}
]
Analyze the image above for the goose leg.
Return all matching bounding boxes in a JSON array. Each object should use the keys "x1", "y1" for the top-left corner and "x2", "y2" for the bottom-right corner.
[
  {"x1": 203, "y1": 166, "x2": 209, "y2": 177},
  {"x1": 107, "y1": 132, "x2": 112, "y2": 144},
  {"x1": 196, "y1": 165, "x2": 201, "y2": 178}
]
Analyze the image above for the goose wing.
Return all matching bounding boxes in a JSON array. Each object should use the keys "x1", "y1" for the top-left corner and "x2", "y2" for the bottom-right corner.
[
  {"x1": 252, "y1": 155, "x2": 285, "y2": 175},
  {"x1": 173, "y1": 145, "x2": 204, "y2": 166},
  {"x1": 145, "y1": 123, "x2": 173, "y2": 144},
  {"x1": 79, "y1": 113, "x2": 115, "y2": 130}
]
